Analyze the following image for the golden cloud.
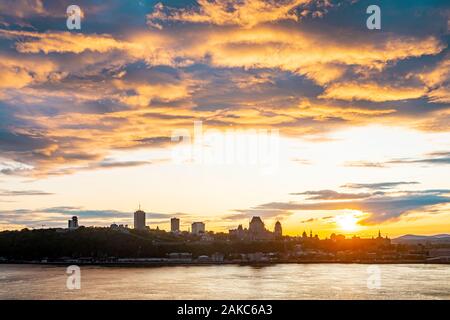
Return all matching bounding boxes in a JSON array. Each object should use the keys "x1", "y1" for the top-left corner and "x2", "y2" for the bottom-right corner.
[
  {"x1": 320, "y1": 82, "x2": 427, "y2": 102},
  {"x1": 0, "y1": 54, "x2": 56, "y2": 90},
  {"x1": 147, "y1": 0, "x2": 316, "y2": 29},
  {"x1": 0, "y1": 29, "x2": 138, "y2": 54}
]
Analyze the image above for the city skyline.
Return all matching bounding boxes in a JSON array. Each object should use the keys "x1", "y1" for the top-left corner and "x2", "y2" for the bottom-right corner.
[
  {"x1": 50, "y1": 210, "x2": 432, "y2": 241},
  {"x1": 0, "y1": 0, "x2": 449, "y2": 238}
]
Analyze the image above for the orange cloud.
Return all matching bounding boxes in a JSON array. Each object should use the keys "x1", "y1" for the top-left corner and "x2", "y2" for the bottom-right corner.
[
  {"x1": 0, "y1": 54, "x2": 56, "y2": 91},
  {"x1": 428, "y1": 86, "x2": 450, "y2": 103},
  {"x1": 168, "y1": 26, "x2": 444, "y2": 85},
  {"x1": 147, "y1": 0, "x2": 317, "y2": 29},
  {"x1": 1, "y1": 24, "x2": 444, "y2": 88},
  {"x1": 0, "y1": 29, "x2": 139, "y2": 54},
  {"x1": 113, "y1": 79, "x2": 196, "y2": 107},
  {"x1": 320, "y1": 82, "x2": 427, "y2": 102}
]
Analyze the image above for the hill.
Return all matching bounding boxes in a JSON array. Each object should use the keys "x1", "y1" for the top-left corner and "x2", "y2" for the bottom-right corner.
[{"x1": 392, "y1": 234, "x2": 450, "y2": 244}]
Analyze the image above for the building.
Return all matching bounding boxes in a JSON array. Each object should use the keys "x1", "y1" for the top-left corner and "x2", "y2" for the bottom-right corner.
[
  {"x1": 249, "y1": 216, "x2": 268, "y2": 240},
  {"x1": 191, "y1": 222, "x2": 205, "y2": 234},
  {"x1": 249, "y1": 216, "x2": 265, "y2": 233},
  {"x1": 167, "y1": 252, "x2": 192, "y2": 262},
  {"x1": 134, "y1": 208, "x2": 146, "y2": 230},
  {"x1": 68, "y1": 216, "x2": 78, "y2": 230},
  {"x1": 229, "y1": 217, "x2": 278, "y2": 240},
  {"x1": 171, "y1": 218, "x2": 180, "y2": 233},
  {"x1": 229, "y1": 224, "x2": 246, "y2": 239},
  {"x1": 376, "y1": 230, "x2": 391, "y2": 245},
  {"x1": 110, "y1": 224, "x2": 129, "y2": 232},
  {"x1": 274, "y1": 221, "x2": 282, "y2": 238},
  {"x1": 212, "y1": 252, "x2": 225, "y2": 262}
]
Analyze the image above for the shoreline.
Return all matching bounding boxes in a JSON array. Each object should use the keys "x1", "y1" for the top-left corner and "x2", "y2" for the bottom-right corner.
[{"x1": 1, "y1": 260, "x2": 449, "y2": 267}]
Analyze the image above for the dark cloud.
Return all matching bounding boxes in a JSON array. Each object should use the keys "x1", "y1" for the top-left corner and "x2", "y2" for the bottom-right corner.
[
  {"x1": 343, "y1": 161, "x2": 386, "y2": 168},
  {"x1": 291, "y1": 190, "x2": 371, "y2": 200},
  {"x1": 94, "y1": 160, "x2": 152, "y2": 169},
  {"x1": 388, "y1": 152, "x2": 450, "y2": 166},
  {"x1": 300, "y1": 217, "x2": 316, "y2": 223},
  {"x1": 345, "y1": 151, "x2": 450, "y2": 170},
  {"x1": 253, "y1": 189, "x2": 450, "y2": 224},
  {"x1": 0, "y1": 189, "x2": 53, "y2": 196},
  {"x1": 341, "y1": 182, "x2": 419, "y2": 190},
  {"x1": 133, "y1": 137, "x2": 173, "y2": 147},
  {"x1": 0, "y1": 130, "x2": 52, "y2": 153},
  {"x1": 40, "y1": 159, "x2": 158, "y2": 177}
]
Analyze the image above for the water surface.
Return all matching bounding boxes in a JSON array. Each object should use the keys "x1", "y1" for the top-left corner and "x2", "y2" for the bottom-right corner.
[{"x1": 0, "y1": 264, "x2": 448, "y2": 299}]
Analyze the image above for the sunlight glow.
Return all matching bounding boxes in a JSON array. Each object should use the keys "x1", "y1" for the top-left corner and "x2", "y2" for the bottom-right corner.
[{"x1": 336, "y1": 214, "x2": 359, "y2": 232}]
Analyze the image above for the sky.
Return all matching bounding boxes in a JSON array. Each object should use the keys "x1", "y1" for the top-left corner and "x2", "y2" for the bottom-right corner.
[{"x1": 0, "y1": 0, "x2": 449, "y2": 237}]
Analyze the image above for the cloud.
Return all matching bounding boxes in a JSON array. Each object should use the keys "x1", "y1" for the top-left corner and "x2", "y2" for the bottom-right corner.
[
  {"x1": 341, "y1": 182, "x2": 420, "y2": 190},
  {"x1": 388, "y1": 152, "x2": 450, "y2": 166},
  {"x1": 319, "y1": 82, "x2": 427, "y2": 102},
  {"x1": 0, "y1": 0, "x2": 45, "y2": 18},
  {"x1": 147, "y1": 0, "x2": 320, "y2": 29},
  {"x1": 428, "y1": 86, "x2": 450, "y2": 103},
  {"x1": 343, "y1": 161, "x2": 387, "y2": 168},
  {"x1": 291, "y1": 189, "x2": 371, "y2": 200},
  {"x1": 0, "y1": 189, "x2": 53, "y2": 196},
  {"x1": 344, "y1": 152, "x2": 450, "y2": 170},
  {"x1": 0, "y1": 53, "x2": 57, "y2": 89},
  {"x1": 0, "y1": 29, "x2": 137, "y2": 54},
  {"x1": 253, "y1": 189, "x2": 450, "y2": 224}
]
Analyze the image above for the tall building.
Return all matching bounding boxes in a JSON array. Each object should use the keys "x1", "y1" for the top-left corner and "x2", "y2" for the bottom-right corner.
[
  {"x1": 171, "y1": 218, "x2": 180, "y2": 233},
  {"x1": 68, "y1": 216, "x2": 78, "y2": 230},
  {"x1": 249, "y1": 216, "x2": 267, "y2": 240},
  {"x1": 134, "y1": 208, "x2": 146, "y2": 230},
  {"x1": 191, "y1": 222, "x2": 205, "y2": 234},
  {"x1": 274, "y1": 221, "x2": 282, "y2": 238}
]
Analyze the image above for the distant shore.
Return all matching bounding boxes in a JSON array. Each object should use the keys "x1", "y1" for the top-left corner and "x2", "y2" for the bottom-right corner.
[{"x1": 1, "y1": 260, "x2": 449, "y2": 267}]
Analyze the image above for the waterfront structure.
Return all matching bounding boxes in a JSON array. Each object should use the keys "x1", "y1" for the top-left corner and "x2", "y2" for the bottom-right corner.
[
  {"x1": 171, "y1": 218, "x2": 180, "y2": 233},
  {"x1": 68, "y1": 216, "x2": 79, "y2": 230},
  {"x1": 191, "y1": 222, "x2": 205, "y2": 234},
  {"x1": 212, "y1": 252, "x2": 225, "y2": 262},
  {"x1": 134, "y1": 208, "x2": 146, "y2": 230}
]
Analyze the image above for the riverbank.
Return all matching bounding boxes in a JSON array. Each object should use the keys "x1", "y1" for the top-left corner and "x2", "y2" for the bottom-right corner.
[{"x1": 1, "y1": 259, "x2": 449, "y2": 267}]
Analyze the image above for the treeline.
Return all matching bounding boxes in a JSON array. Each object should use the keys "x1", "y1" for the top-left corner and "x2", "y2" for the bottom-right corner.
[{"x1": 0, "y1": 227, "x2": 292, "y2": 260}]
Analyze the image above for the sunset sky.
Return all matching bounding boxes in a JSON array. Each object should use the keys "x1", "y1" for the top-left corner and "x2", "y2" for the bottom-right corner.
[{"x1": 0, "y1": 0, "x2": 449, "y2": 237}]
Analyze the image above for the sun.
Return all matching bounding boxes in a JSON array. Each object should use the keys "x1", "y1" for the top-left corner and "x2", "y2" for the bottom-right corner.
[{"x1": 336, "y1": 214, "x2": 359, "y2": 231}]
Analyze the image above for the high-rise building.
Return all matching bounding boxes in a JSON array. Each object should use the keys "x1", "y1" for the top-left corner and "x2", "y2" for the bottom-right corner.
[
  {"x1": 274, "y1": 221, "x2": 282, "y2": 238},
  {"x1": 68, "y1": 216, "x2": 79, "y2": 230},
  {"x1": 191, "y1": 222, "x2": 205, "y2": 234},
  {"x1": 171, "y1": 218, "x2": 180, "y2": 233},
  {"x1": 134, "y1": 208, "x2": 146, "y2": 230}
]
